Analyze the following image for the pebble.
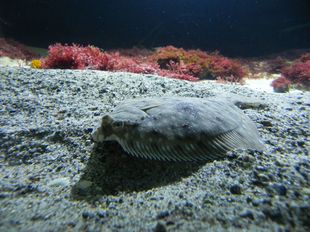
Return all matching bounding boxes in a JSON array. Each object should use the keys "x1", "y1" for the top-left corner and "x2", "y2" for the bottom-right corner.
[
  {"x1": 82, "y1": 211, "x2": 96, "y2": 219},
  {"x1": 266, "y1": 183, "x2": 287, "y2": 196},
  {"x1": 48, "y1": 177, "x2": 70, "y2": 187},
  {"x1": 229, "y1": 184, "x2": 242, "y2": 195},
  {"x1": 252, "y1": 198, "x2": 272, "y2": 207},
  {"x1": 255, "y1": 165, "x2": 268, "y2": 172},
  {"x1": 260, "y1": 120, "x2": 273, "y2": 127},
  {"x1": 261, "y1": 206, "x2": 285, "y2": 224},
  {"x1": 156, "y1": 211, "x2": 170, "y2": 219},
  {"x1": 97, "y1": 210, "x2": 107, "y2": 218},
  {"x1": 239, "y1": 209, "x2": 254, "y2": 220}
]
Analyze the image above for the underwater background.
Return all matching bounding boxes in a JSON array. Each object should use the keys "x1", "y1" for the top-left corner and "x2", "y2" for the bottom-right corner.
[
  {"x1": 1, "y1": 0, "x2": 310, "y2": 57},
  {"x1": 0, "y1": 1, "x2": 310, "y2": 231}
]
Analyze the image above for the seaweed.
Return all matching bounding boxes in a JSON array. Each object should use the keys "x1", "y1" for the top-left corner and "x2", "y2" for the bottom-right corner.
[
  {"x1": 281, "y1": 59, "x2": 310, "y2": 89},
  {"x1": 271, "y1": 76, "x2": 291, "y2": 93}
]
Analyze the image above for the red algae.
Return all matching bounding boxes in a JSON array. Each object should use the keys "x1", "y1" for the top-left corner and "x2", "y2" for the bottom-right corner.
[
  {"x1": 41, "y1": 44, "x2": 109, "y2": 70},
  {"x1": 151, "y1": 46, "x2": 246, "y2": 82},
  {"x1": 39, "y1": 43, "x2": 246, "y2": 82},
  {"x1": 271, "y1": 76, "x2": 291, "y2": 93},
  {"x1": 280, "y1": 56, "x2": 310, "y2": 89}
]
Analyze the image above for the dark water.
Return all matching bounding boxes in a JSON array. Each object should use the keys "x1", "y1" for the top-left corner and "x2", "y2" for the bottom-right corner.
[{"x1": 0, "y1": 0, "x2": 309, "y2": 56}]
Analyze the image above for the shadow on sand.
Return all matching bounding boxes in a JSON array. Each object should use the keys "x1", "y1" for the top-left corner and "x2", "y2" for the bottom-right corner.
[{"x1": 71, "y1": 142, "x2": 206, "y2": 200}]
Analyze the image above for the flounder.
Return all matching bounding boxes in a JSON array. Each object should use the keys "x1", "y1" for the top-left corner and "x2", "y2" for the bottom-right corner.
[{"x1": 92, "y1": 97, "x2": 265, "y2": 161}]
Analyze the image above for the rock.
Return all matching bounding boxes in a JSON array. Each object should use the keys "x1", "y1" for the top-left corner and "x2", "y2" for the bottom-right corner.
[
  {"x1": 239, "y1": 209, "x2": 254, "y2": 220},
  {"x1": 48, "y1": 178, "x2": 70, "y2": 187},
  {"x1": 266, "y1": 183, "x2": 287, "y2": 196},
  {"x1": 262, "y1": 206, "x2": 285, "y2": 224},
  {"x1": 82, "y1": 211, "x2": 96, "y2": 219},
  {"x1": 97, "y1": 210, "x2": 107, "y2": 218},
  {"x1": 252, "y1": 198, "x2": 272, "y2": 207},
  {"x1": 230, "y1": 184, "x2": 242, "y2": 195},
  {"x1": 260, "y1": 120, "x2": 273, "y2": 127},
  {"x1": 156, "y1": 211, "x2": 170, "y2": 219}
]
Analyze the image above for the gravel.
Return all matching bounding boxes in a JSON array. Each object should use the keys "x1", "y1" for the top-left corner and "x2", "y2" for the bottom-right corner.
[{"x1": 0, "y1": 67, "x2": 309, "y2": 231}]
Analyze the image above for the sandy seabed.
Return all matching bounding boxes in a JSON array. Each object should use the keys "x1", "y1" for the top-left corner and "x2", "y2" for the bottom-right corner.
[{"x1": 0, "y1": 67, "x2": 309, "y2": 231}]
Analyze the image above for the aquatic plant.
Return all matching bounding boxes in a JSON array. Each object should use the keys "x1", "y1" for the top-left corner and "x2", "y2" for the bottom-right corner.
[
  {"x1": 271, "y1": 76, "x2": 291, "y2": 93},
  {"x1": 203, "y1": 55, "x2": 246, "y2": 82},
  {"x1": 270, "y1": 53, "x2": 310, "y2": 91},
  {"x1": 265, "y1": 56, "x2": 289, "y2": 73},
  {"x1": 152, "y1": 46, "x2": 210, "y2": 66},
  {"x1": 151, "y1": 46, "x2": 246, "y2": 82},
  {"x1": 281, "y1": 60, "x2": 310, "y2": 89},
  {"x1": 41, "y1": 44, "x2": 109, "y2": 70},
  {"x1": 105, "y1": 53, "x2": 199, "y2": 81},
  {"x1": 157, "y1": 69, "x2": 199, "y2": 81},
  {"x1": 0, "y1": 38, "x2": 38, "y2": 60},
  {"x1": 106, "y1": 52, "x2": 157, "y2": 74},
  {"x1": 40, "y1": 43, "x2": 244, "y2": 82},
  {"x1": 40, "y1": 44, "x2": 197, "y2": 81}
]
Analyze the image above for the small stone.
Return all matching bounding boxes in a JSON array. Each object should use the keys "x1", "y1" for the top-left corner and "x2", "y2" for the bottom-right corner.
[
  {"x1": 84, "y1": 128, "x2": 93, "y2": 133},
  {"x1": 166, "y1": 221, "x2": 175, "y2": 226},
  {"x1": 184, "y1": 201, "x2": 193, "y2": 207},
  {"x1": 255, "y1": 165, "x2": 268, "y2": 172},
  {"x1": 252, "y1": 198, "x2": 271, "y2": 207},
  {"x1": 260, "y1": 120, "x2": 272, "y2": 127},
  {"x1": 16, "y1": 184, "x2": 42, "y2": 195},
  {"x1": 156, "y1": 211, "x2": 169, "y2": 219},
  {"x1": 0, "y1": 193, "x2": 11, "y2": 198},
  {"x1": 246, "y1": 197, "x2": 252, "y2": 204},
  {"x1": 230, "y1": 184, "x2": 242, "y2": 194},
  {"x1": 262, "y1": 206, "x2": 285, "y2": 224},
  {"x1": 296, "y1": 141, "x2": 305, "y2": 147},
  {"x1": 82, "y1": 211, "x2": 96, "y2": 219},
  {"x1": 97, "y1": 210, "x2": 107, "y2": 218},
  {"x1": 227, "y1": 152, "x2": 238, "y2": 159},
  {"x1": 301, "y1": 187, "x2": 310, "y2": 195},
  {"x1": 48, "y1": 177, "x2": 70, "y2": 187},
  {"x1": 254, "y1": 172, "x2": 270, "y2": 182},
  {"x1": 67, "y1": 222, "x2": 76, "y2": 228},
  {"x1": 267, "y1": 183, "x2": 287, "y2": 196},
  {"x1": 239, "y1": 209, "x2": 254, "y2": 220},
  {"x1": 274, "y1": 160, "x2": 285, "y2": 167}
]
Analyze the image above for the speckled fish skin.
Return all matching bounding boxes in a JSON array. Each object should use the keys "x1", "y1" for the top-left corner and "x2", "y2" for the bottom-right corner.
[{"x1": 92, "y1": 97, "x2": 265, "y2": 161}]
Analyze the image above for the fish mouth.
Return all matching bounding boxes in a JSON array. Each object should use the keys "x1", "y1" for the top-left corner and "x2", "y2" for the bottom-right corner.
[
  {"x1": 92, "y1": 115, "x2": 114, "y2": 142},
  {"x1": 92, "y1": 127, "x2": 104, "y2": 142},
  {"x1": 92, "y1": 125, "x2": 118, "y2": 142}
]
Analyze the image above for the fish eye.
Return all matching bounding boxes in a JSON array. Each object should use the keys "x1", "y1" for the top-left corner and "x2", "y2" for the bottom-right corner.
[
  {"x1": 112, "y1": 121, "x2": 124, "y2": 128},
  {"x1": 102, "y1": 115, "x2": 113, "y2": 125}
]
